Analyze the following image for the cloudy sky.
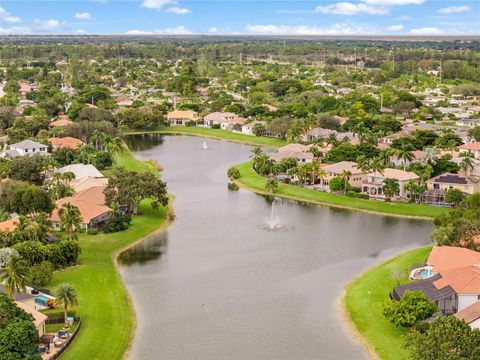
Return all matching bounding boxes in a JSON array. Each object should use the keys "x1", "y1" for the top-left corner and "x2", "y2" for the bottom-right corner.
[{"x1": 1, "y1": 0, "x2": 479, "y2": 36}]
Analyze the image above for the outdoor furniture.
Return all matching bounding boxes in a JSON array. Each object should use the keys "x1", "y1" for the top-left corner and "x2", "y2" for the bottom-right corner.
[
  {"x1": 58, "y1": 330, "x2": 68, "y2": 339},
  {"x1": 40, "y1": 334, "x2": 55, "y2": 345}
]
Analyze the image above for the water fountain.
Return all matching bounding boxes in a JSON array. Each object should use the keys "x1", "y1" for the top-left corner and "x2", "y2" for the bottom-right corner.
[
  {"x1": 200, "y1": 141, "x2": 210, "y2": 150},
  {"x1": 260, "y1": 200, "x2": 293, "y2": 232}
]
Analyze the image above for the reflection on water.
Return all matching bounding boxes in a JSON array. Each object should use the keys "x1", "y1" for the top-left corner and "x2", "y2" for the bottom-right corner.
[
  {"x1": 123, "y1": 133, "x2": 165, "y2": 152},
  {"x1": 119, "y1": 232, "x2": 168, "y2": 266}
]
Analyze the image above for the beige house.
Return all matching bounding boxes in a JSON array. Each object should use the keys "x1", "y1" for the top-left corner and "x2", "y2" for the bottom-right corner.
[
  {"x1": 321, "y1": 161, "x2": 367, "y2": 190},
  {"x1": 426, "y1": 173, "x2": 480, "y2": 195},
  {"x1": 460, "y1": 142, "x2": 480, "y2": 160},
  {"x1": 270, "y1": 143, "x2": 313, "y2": 163},
  {"x1": 362, "y1": 168, "x2": 419, "y2": 199},
  {"x1": 15, "y1": 301, "x2": 47, "y2": 337},
  {"x1": 166, "y1": 110, "x2": 200, "y2": 126}
]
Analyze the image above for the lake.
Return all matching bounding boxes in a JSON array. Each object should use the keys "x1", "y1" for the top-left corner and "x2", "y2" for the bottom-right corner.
[{"x1": 119, "y1": 134, "x2": 434, "y2": 360}]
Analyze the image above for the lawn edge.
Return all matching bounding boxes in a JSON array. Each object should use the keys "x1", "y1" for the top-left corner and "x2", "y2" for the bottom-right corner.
[{"x1": 233, "y1": 162, "x2": 440, "y2": 220}]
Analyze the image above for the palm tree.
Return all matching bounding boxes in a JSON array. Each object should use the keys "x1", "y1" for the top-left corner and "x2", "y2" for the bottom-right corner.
[
  {"x1": 250, "y1": 147, "x2": 264, "y2": 171},
  {"x1": 62, "y1": 171, "x2": 75, "y2": 186},
  {"x1": 326, "y1": 133, "x2": 339, "y2": 148},
  {"x1": 109, "y1": 137, "x2": 125, "y2": 158},
  {"x1": 356, "y1": 155, "x2": 371, "y2": 174},
  {"x1": 382, "y1": 178, "x2": 400, "y2": 201},
  {"x1": 55, "y1": 283, "x2": 78, "y2": 327},
  {"x1": 265, "y1": 178, "x2": 278, "y2": 194},
  {"x1": 380, "y1": 147, "x2": 397, "y2": 167},
  {"x1": 298, "y1": 163, "x2": 310, "y2": 187},
  {"x1": 340, "y1": 170, "x2": 352, "y2": 195},
  {"x1": 308, "y1": 146, "x2": 323, "y2": 162},
  {"x1": 396, "y1": 145, "x2": 415, "y2": 171},
  {"x1": 309, "y1": 161, "x2": 320, "y2": 185},
  {"x1": 0, "y1": 255, "x2": 27, "y2": 298},
  {"x1": 318, "y1": 169, "x2": 327, "y2": 188},
  {"x1": 460, "y1": 156, "x2": 475, "y2": 176},
  {"x1": 59, "y1": 203, "x2": 82, "y2": 241}
]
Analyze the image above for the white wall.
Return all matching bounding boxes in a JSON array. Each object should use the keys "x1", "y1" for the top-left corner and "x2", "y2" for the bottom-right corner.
[
  {"x1": 458, "y1": 294, "x2": 480, "y2": 311},
  {"x1": 470, "y1": 318, "x2": 480, "y2": 330}
]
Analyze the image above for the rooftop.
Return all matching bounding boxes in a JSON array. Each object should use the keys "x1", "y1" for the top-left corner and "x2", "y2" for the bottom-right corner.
[
  {"x1": 455, "y1": 301, "x2": 480, "y2": 324},
  {"x1": 427, "y1": 246, "x2": 480, "y2": 273}
]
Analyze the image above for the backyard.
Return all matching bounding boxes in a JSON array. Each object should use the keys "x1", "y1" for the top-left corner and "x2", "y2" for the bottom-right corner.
[
  {"x1": 233, "y1": 161, "x2": 448, "y2": 219},
  {"x1": 344, "y1": 246, "x2": 432, "y2": 360}
]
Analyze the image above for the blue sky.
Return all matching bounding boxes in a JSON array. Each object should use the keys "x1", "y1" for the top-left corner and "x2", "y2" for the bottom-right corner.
[{"x1": 1, "y1": 0, "x2": 479, "y2": 35}]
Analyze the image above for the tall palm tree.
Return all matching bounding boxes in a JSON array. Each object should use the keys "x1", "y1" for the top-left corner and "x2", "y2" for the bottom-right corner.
[
  {"x1": 308, "y1": 146, "x2": 323, "y2": 162},
  {"x1": 326, "y1": 133, "x2": 339, "y2": 148},
  {"x1": 250, "y1": 147, "x2": 263, "y2": 171},
  {"x1": 59, "y1": 203, "x2": 82, "y2": 241},
  {"x1": 298, "y1": 163, "x2": 310, "y2": 187},
  {"x1": 309, "y1": 161, "x2": 320, "y2": 185},
  {"x1": 396, "y1": 145, "x2": 415, "y2": 171},
  {"x1": 55, "y1": 283, "x2": 78, "y2": 327},
  {"x1": 318, "y1": 169, "x2": 327, "y2": 188},
  {"x1": 340, "y1": 170, "x2": 352, "y2": 195},
  {"x1": 356, "y1": 155, "x2": 371, "y2": 174},
  {"x1": 0, "y1": 255, "x2": 27, "y2": 298},
  {"x1": 380, "y1": 147, "x2": 397, "y2": 167}
]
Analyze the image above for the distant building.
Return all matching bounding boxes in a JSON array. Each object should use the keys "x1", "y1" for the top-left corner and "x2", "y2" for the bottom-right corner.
[
  {"x1": 322, "y1": 161, "x2": 367, "y2": 190},
  {"x1": 426, "y1": 172, "x2": 480, "y2": 196},
  {"x1": 48, "y1": 137, "x2": 84, "y2": 152},
  {"x1": 57, "y1": 164, "x2": 103, "y2": 180},
  {"x1": 166, "y1": 110, "x2": 200, "y2": 126},
  {"x1": 0, "y1": 140, "x2": 48, "y2": 158},
  {"x1": 362, "y1": 168, "x2": 419, "y2": 199}
]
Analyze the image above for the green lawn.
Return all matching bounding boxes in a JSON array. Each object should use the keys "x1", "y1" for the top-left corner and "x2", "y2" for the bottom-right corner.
[
  {"x1": 113, "y1": 149, "x2": 159, "y2": 174},
  {"x1": 344, "y1": 246, "x2": 432, "y2": 360},
  {"x1": 48, "y1": 147, "x2": 169, "y2": 360},
  {"x1": 124, "y1": 126, "x2": 287, "y2": 148},
  {"x1": 234, "y1": 161, "x2": 447, "y2": 219}
]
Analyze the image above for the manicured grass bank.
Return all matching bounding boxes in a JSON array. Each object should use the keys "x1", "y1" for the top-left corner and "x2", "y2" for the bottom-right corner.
[
  {"x1": 125, "y1": 126, "x2": 287, "y2": 148},
  {"x1": 344, "y1": 247, "x2": 432, "y2": 360},
  {"x1": 49, "y1": 150, "x2": 170, "y2": 360},
  {"x1": 234, "y1": 161, "x2": 447, "y2": 219}
]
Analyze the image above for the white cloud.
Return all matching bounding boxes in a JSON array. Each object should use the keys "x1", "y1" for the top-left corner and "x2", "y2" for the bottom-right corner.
[
  {"x1": 167, "y1": 7, "x2": 191, "y2": 14},
  {"x1": 209, "y1": 27, "x2": 218, "y2": 33},
  {"x1": 141, "y1": 0, "x2": 176, "y2": 9},
  {"x1": 244, "y1": 23, "x2": 375, "y2": 35},
  {"x1": 410, "y1": 27, "x2": 443, "y2": 35},
  {"x1": 126, "y1": 29, "x2": 155, "y2": 35},
  {"x1": 74, "y1": 29, "x2": 87, "y2": 34},
  {"x1": 154, "y1": 25, "x2": 192, "y2": 34},
  {"x1": 34, "y1": 19, "x2": 65, "y2": 30},
  {"x1": 362, "y1": 0, "x2": 424, "y2": 4},
  {"x1": 438, "y1": 5, "x2": 470, "y2": 14},
  {"x1": 0, "y1": 26, "x2": 31, "y2": 35},
  {"x1": 75, "y1": 12, "x2": 92, "y2": 20},
  {"x1": 0, "y1": 7, "x2": 21, "y2": 23},
  {"x1": 315, "y1": 2, "x2": 388, "y2": 15},
  {"x1": 126, "y1": 26, "x2": 193, "y2": 35},
  {"x1": 386, "y1": 24, "x2": 404, "y2": 31}
]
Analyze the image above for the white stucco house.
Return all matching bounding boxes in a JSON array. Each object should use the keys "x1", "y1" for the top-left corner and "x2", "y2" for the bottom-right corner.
[{"x1": 0, "y1": 140, "x2": 48, "y2": 159}]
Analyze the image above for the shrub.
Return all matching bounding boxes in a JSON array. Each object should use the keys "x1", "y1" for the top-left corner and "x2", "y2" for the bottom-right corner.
[
  {"x1": 383, "y1": 290, "x2": 438, "y2": 327},
  {"x1": 103, "y1": 212, "x2": 132, "y2": 233},
  {"x1": 329, "y1": 177, "x2": 349, "y2": 192},
  {"x1": 445, "y1": 188, "x2": 466, "y2": 207},
  {"x1": 227, "y1": 167, "x2": 240, "y2": 179},
  {"x1": 211, "y1": 123, "x2": 220, "y2": 129},
  {"x1": 87, "y1": 228, "x2": 98, "y2": 235},
  {"x1": 346, "y1": 191, "x2": 369, "y2": 199},
  {"x1": 227, "y1": 182, "x2": 239, "y2": 191},
  {"x1": 27, "y1": 261, "x2": 53, "y2": 286}
]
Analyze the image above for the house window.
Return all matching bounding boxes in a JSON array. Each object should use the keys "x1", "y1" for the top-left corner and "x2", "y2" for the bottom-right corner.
[
  {"x1": 25, "y1": 149, "x2": 28, "y2": 153},
  {"x1": 32, "y1": 148, "x2": 36, "y2": 152},
  {"x1": 433, "y1": 183, "x2": 440, "y2": 190}
]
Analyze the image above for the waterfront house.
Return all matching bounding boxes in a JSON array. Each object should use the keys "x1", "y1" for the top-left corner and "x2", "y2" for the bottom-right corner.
[
  {"x1": 321, "y1": 161, "x2": 367, "y2": 190},
  {"x1": 204, "y1": 112, "x2": 238, "y2": 126},
  {"x1": 49, "y1": 186, "x2": 112, "y2": 231},
  {"x1": 241, "y1": 120, "x2": 267, "y2": 136},
  {"x1": 270, "y1": 143, "x2": 313, "y2": 164},
  {"x1": 362, "y1": 168, "x2": 419, "y2": 199},
  {"x1": 166, "y1": 110, "x2": 200, "y2": 126},
  {"x1": 0, "y1": 140, "x2": 48, "y2": 158},
  {"x1": 426, "y1": 173, "x2": 480, "y2": 195},
  {"x1": 15, "y1": 301, "x2": 47, "y2": 337}
]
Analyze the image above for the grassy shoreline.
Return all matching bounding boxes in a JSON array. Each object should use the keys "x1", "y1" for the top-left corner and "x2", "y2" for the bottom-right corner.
[
  {"x1": 233, "y1": 161, "x2": 447, "y2": 219},
  {"x1": 124, "y1": 126, "x2": 287, "y2": 148},
  {"x1": 344, "y1": 247, "x2": 432, "y2": 360},
  {"x1": 49, "y1": 149, "x2": 172, "y2": 360}
]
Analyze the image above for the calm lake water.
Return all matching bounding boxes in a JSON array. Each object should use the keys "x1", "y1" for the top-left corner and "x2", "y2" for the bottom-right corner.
[{"x1": 119, "y1": 134, "x2": 434, "y2": 360}]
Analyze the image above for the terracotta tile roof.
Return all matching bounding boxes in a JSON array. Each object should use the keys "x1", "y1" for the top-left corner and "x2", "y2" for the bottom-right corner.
[
  {"x1": 167, "y1": 110, "x2": 199, "y2": 119},
  {"x1": 15, "y1": 301, "x2": 47, "y2": 327},
  {"x1": 367, "y1": 168, "x2": 419, "y2": 182},
  {"x1": 49, "y1": 186, "x2": 111, "y2": 224},
  {"x1": 48, "y1": 137, "x2": 84, "y2": 151},
  {"x1": 460, "y1": 142, "x2": 480, "y2": 151},
  {"x1": 323, "y1": 161, "x2": 363, "y2": 175},
  {"x1": 455, "y1": 301, "x2": 480, "y2": 324},
  {"x1": 49, "y1": 119, "x2": 73, "y2": 127},
  {"x1": 0, "y1": 218, "x2": 18, "y2": 232},
  {"x1": 428, "y1": 246, "x2": 480, "y2": 273},
  {"x1": 434, "y1": 265, "x2": 480, "y2": 294}
]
